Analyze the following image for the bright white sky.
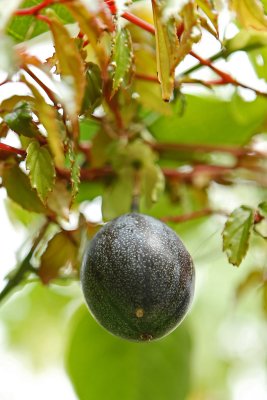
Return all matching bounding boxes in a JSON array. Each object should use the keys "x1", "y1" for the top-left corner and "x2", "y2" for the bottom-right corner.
[{"x1": 1, "y1": 6, "x2": 267, "y2": 400}]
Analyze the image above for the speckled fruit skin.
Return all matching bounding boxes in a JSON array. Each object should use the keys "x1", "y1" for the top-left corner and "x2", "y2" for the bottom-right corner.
[{"x1": 81, "y1": 213, "x2": 195, "y2": 342}]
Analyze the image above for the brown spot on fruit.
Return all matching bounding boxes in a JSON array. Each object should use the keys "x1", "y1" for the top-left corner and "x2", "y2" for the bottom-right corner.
[
  {"x1": 135, "y1": 307, "x2": 144, "y2": 318},
  {"x1": 140, "y1": 333, "x2": 153, "y2": 341}
]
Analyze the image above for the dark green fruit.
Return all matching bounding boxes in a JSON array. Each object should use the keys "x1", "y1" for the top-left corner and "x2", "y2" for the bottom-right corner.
[{"x1": 81, "y1": 213, "x2": 195, "y2": 342}]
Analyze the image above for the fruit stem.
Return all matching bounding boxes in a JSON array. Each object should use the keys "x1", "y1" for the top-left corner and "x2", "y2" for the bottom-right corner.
[{"x1": 131, "y1": 170, "x2": 141, "y2": 213}]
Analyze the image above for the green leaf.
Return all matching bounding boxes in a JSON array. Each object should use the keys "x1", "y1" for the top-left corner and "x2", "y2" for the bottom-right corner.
[
  {"x1": 258, "y1": 201, "x2": 267, "y2": 218},
  {"x1": 81, "y1": 63, "x2": 103, "y2": 115},
  {"x1": 4, "y1": 197, "x2": 40, "y2": 227},
  {"x1": 75, "y1": 181, "x2": 103, "y2": 204},
  {"x1": 91, "y1": 130, "x2": 113, "y2": 168},
  {"x1": 227, "y1": 31, "x2": 267, "y2": 80},
  {"x1": 230, "y1": 0, "x2": 267, "y2": 30},
  {"x1": 26, "y1": 140, "x2": 56, "y2": 203},
  {"x1": 39, "y1": 231, "x2": 79, "y2": 284},
  {"x1": 79, "y1": 118, "x2": 100, "y2": 141},
  {"x1": 102, "y1": 170, "x2": 133, "y2": 220},
  {"x1": 47, "y1": 12, "x2": 86, "y2": 115},
  {"x1": 7, "y1": 1, "x2": 73, "y2": 43},
  {"x1": 141, "y1": 164, "x2": 165, "y2": 209},
  {"x1": 133, "y1": 45, "x2": 172, "y2": 115},
  {"x1": 225, "y1": 29, "x2": 267, "y2": 54},
  {"x1": 66, "y1": 307, "x2": 192, "y2": 400},
  {"x1": 23, "y1": 76, "x2": 65, "y2": 167},
  {"x1": 151, "y1": 0, "x2": 179, "y2": 101},
  {"x1": 150, "y1": 94, "x2": 267, "y2": 145},
  {"x1": 249, "y1": 46, "x2": 267, "y2": 79},
  {"x1": 222, "y1": 206, "x2": 254, "y2": 267},
  {"x1": 4, "y1": 102, "x2": 38, "y2": 137},
  {"x1": 111, "y1": 28, "x2": 133, "y2": 97},
  {"x1": 2, "y1": 164, "x2": 45, "y2": 213}
]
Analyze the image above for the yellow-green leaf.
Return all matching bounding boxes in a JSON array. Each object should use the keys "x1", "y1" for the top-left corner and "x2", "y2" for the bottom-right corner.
[
  {"x1": 102, "y1": 170, "x2": 133, "y2": 220},
  {"x1": 175, "y1": 2, "x2": 201, "y2": 67},
  {"x1": 4, "y1": 197, "x2": 39, "y2": 227},
  {"x1": 68, "y1": 140, "x2": 80, "y2": 200},
  {"x1": 151, "y1": 0, "x2": 179, "y2": 101},
  {"x1": 196, "y1": 0, "x2": 218, "y2": 34},
  {"x1": 225, "y1": 29, "x2": 267, "y2": 54},
  {"x1": 65, "y1": 1, "x2": 108, "y2": 67},
  {"x1": 91, "y1": 130, "x2": 112, "y2": 168},
  {"x1": 2, "y1": 164, "x2": 45, "y2": 213},
  {"x1": 142, "y1": 164, "x2": 165, "y2": 209},
  {"x1": 222, "y1": 206, "x2": 254, "y2": 267},
  {"x1": 111, "y1": 28, "x2": 133, "y2": 96},
  {"x1": 47, "y1": 12, "x2": 86, "y2": 115},
  {"x1": 230, "y1": 0, "x2": 267, "y2": 31},
  {"x1": 39, "y1": 231, "x2": 79, "y2": 284},
  {"x1": 26, "y1": 140, "x2": 56, "y2": 203},
  {"x1": 236, "y1": 269, "x2": 263, "y2": 299}
]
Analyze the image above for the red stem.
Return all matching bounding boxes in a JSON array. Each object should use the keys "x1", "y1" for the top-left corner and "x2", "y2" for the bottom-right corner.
[
  {"x1": 105, "y1": 0, "x2": 155, "y2": 34},
  {"x1": 190, "y1": 51, "x2": 233, "y2": 83},
  {"x1": 104, "y1": 0, "x2": 116, "y2": 14},
  {"x1": 23, "y1": 66, "x2": 58, "y2": 107},
  {"x1": 149, "y1": 142, "x2": 260, "y2": 158},
  {"x1": 0, "y1": 143, "x2": 26, "y2": 156},
  {"x1": 0, "y1": 144, "x2": 265, "y2": 188},
  {"x1": 14, "y1": 0, "x2": 55, "y2": 16},
  {"x1": 135, "y1": 73, "x2": 159, "y2": 83},
  {"x1": 163, "y1": 165, "x2": 234, "y2": 181},
  {"x1": 122, "y1": 11, "x2": 155, "y2": 35},
  {"x1": 56, "y1": 166, "x2": 113, "y2": 181}
]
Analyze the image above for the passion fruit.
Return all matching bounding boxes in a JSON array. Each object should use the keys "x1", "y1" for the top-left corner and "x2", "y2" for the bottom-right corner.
[{"x1": 81, "y1": 213, "x2": 195, "y2": 342}]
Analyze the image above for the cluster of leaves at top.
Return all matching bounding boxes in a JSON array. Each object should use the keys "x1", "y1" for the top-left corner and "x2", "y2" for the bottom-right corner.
[{"x1": 1, "y1": 0, "x2": 267, "y2": 300}]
